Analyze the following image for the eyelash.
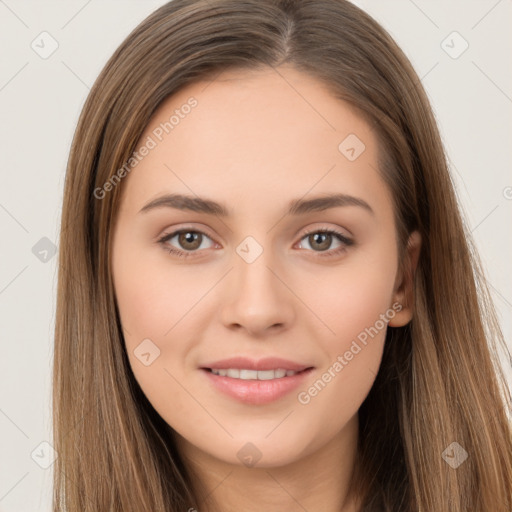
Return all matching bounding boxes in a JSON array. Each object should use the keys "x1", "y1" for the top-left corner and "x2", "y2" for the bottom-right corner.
[{"x1": 157, "y1": 227, "x2": 354, "y2": 260}]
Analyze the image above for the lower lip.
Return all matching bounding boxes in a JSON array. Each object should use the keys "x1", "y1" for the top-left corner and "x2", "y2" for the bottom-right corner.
[{"x1": 201, "y1": 368, "x2": 314, "y2": 405}]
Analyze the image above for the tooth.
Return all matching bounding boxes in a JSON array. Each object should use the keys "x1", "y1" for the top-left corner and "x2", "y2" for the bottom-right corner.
[
  {"x1": 257, "y1": 370, "x2": 276, "y2": 380},
  {"x1": 210, "y1": 368, "x2": 300, "y2": 379},
  {"x1": 239, "y1": 369, "x2": 258, "y2": 380}
]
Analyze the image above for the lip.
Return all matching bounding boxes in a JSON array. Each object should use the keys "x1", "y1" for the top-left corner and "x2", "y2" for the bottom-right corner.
[
  {"x1": 200, "y1": 360, "x2": 315, "y2": 405},
  {"x1": 200, "y1": 356, "x2": 312, "y2": 372}
]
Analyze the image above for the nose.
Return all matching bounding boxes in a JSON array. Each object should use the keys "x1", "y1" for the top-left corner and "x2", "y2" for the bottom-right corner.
[{"x1": 219, "y1": 249, "x2": 296, "y2": 337}]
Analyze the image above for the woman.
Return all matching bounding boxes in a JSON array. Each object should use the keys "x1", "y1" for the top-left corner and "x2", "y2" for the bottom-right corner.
[{"x1": 53, "y1": 1, "x2": 512, "y2": 510}]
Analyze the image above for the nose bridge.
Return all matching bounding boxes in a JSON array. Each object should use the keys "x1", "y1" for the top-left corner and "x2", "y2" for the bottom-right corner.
[
  {"x1": 233, "y1": 235, "x2": 281, "y2": 302},
  {"x1": 219, "y1": 234, "x2": 295, "y2": 333}
]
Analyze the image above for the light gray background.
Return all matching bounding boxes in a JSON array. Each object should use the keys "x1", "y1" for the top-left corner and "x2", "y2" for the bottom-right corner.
[{"x1": 0, "y1": 1, "x2": 510, "y2": 510}]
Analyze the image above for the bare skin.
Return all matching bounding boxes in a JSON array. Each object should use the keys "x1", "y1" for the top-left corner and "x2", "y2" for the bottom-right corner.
[{"x1": 111, "y1": 65, "x2": 421, "y2": 512}]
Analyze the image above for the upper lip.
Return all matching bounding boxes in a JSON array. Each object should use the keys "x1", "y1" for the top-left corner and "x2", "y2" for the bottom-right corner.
[{"x1": 201, "y1": 357, "x2": 313, "y2": 372}]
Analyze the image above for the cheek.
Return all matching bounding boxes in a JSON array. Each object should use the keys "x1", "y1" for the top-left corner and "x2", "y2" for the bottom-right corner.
[
  {"x1": 112, "y1": 244, "x2": 207, "y2": 339},
  {"x1": 112, "y1": 243, "x2": 218, "y2": 396},
  {"x1": 302, "y1": 247, "x2": 398, "y2": 346},
  {"x1": 293, "y1": 247, "x2": 397, "y2": 420},
  {"x1": 112, "y1": 248, "x2": 202, "y2": 420}
]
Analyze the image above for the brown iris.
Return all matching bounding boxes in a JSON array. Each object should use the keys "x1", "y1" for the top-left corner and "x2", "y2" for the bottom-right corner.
[
  {"x1": 308, "y1": 232, "x2": 332, "y2": 251},
  {"x1": 178, "y1": 231, "x2": 202, "y2": 250}
]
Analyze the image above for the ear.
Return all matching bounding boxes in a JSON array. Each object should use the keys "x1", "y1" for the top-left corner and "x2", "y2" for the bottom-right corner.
[{"x1": 388, "y1": 230, "x2": 422, "y2": 327}]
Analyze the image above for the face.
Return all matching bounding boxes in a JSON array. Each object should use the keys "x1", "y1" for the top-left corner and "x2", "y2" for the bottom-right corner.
[{"x1": 110, "y1": 65, "x2": 417, "y2": 469}]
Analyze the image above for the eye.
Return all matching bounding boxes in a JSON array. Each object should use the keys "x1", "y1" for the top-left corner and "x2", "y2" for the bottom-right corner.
[
  {"x1": 296, "y1": 228, "x2": 354, "y2": 258},
  {"x1": 157, "y1": 226, "x2": 354, "y2": 260},
  {"x1": 157, "y1": 228, "x2": 216, "y2": 258}
]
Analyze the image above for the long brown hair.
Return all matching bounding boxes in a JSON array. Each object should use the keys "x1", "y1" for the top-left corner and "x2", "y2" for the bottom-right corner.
[{"x1": 53, "y1": 1, "x2": 512, "y2": 510}]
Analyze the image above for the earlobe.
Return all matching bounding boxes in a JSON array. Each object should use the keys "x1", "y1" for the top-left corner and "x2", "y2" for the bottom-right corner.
[{"x1": 388, "y1": 230, "x2": 422, "y2": 327}]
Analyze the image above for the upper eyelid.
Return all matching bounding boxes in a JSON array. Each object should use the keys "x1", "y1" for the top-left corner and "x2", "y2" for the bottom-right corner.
[{"x1": 157, "y1": 225, "x2": 217, "y2": 244}]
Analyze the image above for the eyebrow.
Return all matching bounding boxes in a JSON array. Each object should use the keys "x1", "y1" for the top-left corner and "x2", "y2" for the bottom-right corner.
[{"x1": 139, "y1": 192, "x2": 374, "y2": 217}]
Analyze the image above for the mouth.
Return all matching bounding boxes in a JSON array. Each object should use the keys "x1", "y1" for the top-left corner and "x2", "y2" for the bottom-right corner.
[
  {"x1": 200, "y1": 366, "x2": 315, "y2": 405},
  {"x1": 202, "y1": 367, "x2": 313, "y2": 380}
]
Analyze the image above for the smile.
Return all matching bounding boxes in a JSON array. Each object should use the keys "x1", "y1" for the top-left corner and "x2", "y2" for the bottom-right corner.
[
  {"x1": 207, "y1": 368, "x2": 299, "y2": 380},
  {"x1": 202, "y1": 367, "x2": 314, "y2": 405}
]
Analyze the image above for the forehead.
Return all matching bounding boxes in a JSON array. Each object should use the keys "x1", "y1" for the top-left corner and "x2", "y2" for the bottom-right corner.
[
  {"x1": 118, "y1": 65, "x2": 391, "y2": 220},
  {"x1": 148, "y1": 65, "x2": 375, "y2": 162}
]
